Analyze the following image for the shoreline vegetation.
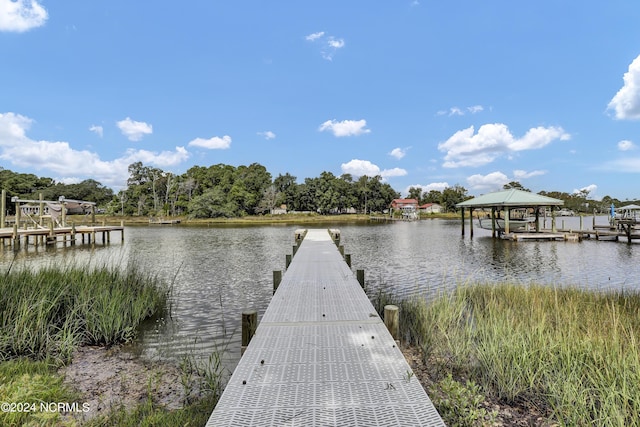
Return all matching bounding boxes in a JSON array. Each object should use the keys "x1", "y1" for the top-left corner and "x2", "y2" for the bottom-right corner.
[
  {"x1": 2, "y1": 261, "x2": 638, "y2": 425},
  {"x1": 83, "y1": 211, "x2": 463, "y2": 226},
  {"x1": 374, "y1": 284, "x2": 640, "y2": 426},
  {"x1": 0, "y1": 264, "x2": 220, "y2": 426}
]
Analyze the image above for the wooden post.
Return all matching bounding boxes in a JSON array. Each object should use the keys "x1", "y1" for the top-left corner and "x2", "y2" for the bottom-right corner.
[
  {"x1": 14, "y1": 198, "x2": 21, "y2": 229},
  {"x1": 121, "y1": 220, "x2": 125, "y2": 241},
  {"x1": 504, "y1": 208, "x2": 510, "y2": 234},
  {"x1": 384, "y1": 305, "x2": 399, "y2": 341},
  {"x1": 71, "y1": 223, "x2": 76, "y2": 245},
  {"x1": 579, "y1": 215, "x2": 583, "y2": 231},
  {"x1": 292, "y1": 245, "x2": 298, "y2": 256},
  {"x1": 345, "y1": 253, "x2": 351, "y2": 267},
  {"x1": 12, "y1": 223, "x2": 18, "y2": 247},
  {"x1": 285, "y1": 254, "x2": 292, "y2": 268},
  {"x1": 39, "y1": 193, "x2": 44, "y2": 227},
  {"x1": 61, "y1": 201, "x2": 66, "y2": 227},
  {"x1": 339, "y1": 245, "x2": 344, "y2": 256},
  {"x1": 91, "y1": 205, "x2": 96, "y2": 225},
  {"x1": 491, "y1": 207, "x2": 497, "y2": 238},
  {"x1": 460, "y1": 208, "x2": 465, "y2": 236},
  {"x1": 273, "y1": 270, "x2": 282, "y2": 294},
  {"x1": 241, "y1": 310, "x2": 258, "y2": 356},
  {"x1": 469, "y1": 209, "x2": 474, "y2": 239},
  {"x1": 357, "y1": 269, "x2": 365, "y2": 288},
  {"x1": 552, "y1": 209, "x2": 557, "y2": 233},
  {"x1": 0, "y1": 189, "x2": 5, "y2": 228}
]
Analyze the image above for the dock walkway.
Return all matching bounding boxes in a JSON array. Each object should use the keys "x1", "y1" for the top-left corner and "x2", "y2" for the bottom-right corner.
[{"x1": 207, "y1": 229, "x2": 444, "y2": 426}]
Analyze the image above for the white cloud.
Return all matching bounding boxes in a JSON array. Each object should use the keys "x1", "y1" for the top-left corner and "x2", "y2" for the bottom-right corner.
[
  {"x1": 467, "y1": 171, "x2": 510, "y2": 191},
  {"x1": 438, "y1": 123, "x2": 570, "y2": 168},
  {"x1": 389, "y1": 147, "x2": 407, "y2": 159},
  {"x1": 305, "y1": 31, "x2": 325, "y2": 41},
  {"x1": 341, "y1": 159, "x2": 380, "y2": 176},
  {"x1": 319, "y1": 119, "x2": 370, "y2": 137},
  {"x1": 188, "y1": 135, "x2": 231, "y2": 149},
  {"x1": 0, "y1": 112, "x2": 188, "y2": 188},
  {"x1": 116, "y1": 117, "x2": 153, "y2": 141},
  {"x1": 0, "y1": 0, "x2": 47, "y2": 32},
  {"x1": 608, "y1": 54, "x2": 640, "y2": 120},
  {"x1": 327, "y1": 37, "x2": 345, "y2": 49},
  {"x1": 437, "y1": 105, "x2": 484, "y2": 116},
  {"x1": 305, "y1": 31, "x2": 345, "y2": 60},
  {"x1": 89, "y1": 125, "x2": 103, "y2": 137},
  {"x1": 618, "y1": 140, "x2": 636, "y2": 151},
  {"x1": 573, "y1": 184, "x2": 597, "y2": 195},
  {"x1": 340, "y1": 159, "x2": 406, "y2": 178},
  {"x1": 258, "y1": 131, "x2": 276, "y2": 140},
  {"x1": 381, "y1": 167, "x2": 408, "y2": 178},
  {"x1": 513, "y1": 169, "x2": 546, "y2": 179},
  {"x1": 404, "y1": 182, "x2": 449, "y2": 195}
]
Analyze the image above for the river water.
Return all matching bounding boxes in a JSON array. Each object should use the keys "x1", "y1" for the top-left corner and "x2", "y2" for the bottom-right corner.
[{"x1": 1, "y1": 216, "x2": 638, "y2": 371}]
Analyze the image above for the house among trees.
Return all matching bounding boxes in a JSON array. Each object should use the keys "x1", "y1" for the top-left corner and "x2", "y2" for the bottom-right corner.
[
  {"x1": 270, "y1": 204, "x2": 287, "y2": 215},
  {"x1": 390, "y1": 198, "x2": 418, "y2": 213},
  {"x1": 419, "y1": 203, "x2": 442, "y2": 214}
]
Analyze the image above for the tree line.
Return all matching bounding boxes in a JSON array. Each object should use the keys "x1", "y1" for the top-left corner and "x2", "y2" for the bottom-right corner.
[{"x1": 2, "y1": 165, "x2": 636, "y2": 218}]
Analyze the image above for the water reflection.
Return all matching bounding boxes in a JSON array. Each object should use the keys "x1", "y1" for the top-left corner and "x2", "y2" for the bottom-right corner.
[{"x1": 1, "y1": 220, "x2": 637, "y2": 371}]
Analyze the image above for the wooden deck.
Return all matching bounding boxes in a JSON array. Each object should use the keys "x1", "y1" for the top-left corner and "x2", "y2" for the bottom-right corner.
[
  {"x1": 0, "y1": 224, "x2": 124, "y2": 246},
  {"x1": 207, "y1": 229, "x2": 444, "y2": 426}
]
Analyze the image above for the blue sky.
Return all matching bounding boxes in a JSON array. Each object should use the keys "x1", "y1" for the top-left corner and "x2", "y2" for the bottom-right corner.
[{"x1": 2, "y1": 1, "x2": 640, "y2": 200}]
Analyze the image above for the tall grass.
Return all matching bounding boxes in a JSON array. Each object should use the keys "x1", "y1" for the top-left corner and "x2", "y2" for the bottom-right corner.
[
  {"x1": 0, "y1": 263, "x2": 170, "y2": 364},
  {"x1": 379, "y1": 284, "x2": 640, "y2": 426}
]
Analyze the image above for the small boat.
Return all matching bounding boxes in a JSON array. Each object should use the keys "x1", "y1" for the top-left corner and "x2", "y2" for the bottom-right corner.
[{"x1": 477, "y1": 208, "x2": 536, "y2": 232}]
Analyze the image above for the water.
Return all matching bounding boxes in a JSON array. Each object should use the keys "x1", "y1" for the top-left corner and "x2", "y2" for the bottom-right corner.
[{"x1": 1, "y1": 217, "x2": 638, "y2": 370}]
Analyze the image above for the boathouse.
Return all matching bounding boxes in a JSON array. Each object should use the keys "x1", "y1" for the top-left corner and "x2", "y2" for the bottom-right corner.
[{"x1": 456, "y1": 189, "x2": 564, "y2": 238}]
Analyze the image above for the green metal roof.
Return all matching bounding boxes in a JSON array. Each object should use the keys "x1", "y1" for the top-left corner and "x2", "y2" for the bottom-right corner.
[{"x1": 456, "y1": 189, "x2": 564, "y2": 208}]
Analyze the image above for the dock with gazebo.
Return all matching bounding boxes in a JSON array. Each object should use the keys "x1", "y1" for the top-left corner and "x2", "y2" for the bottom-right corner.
[
  {"x1": 456, "y1": 189, "x2": 570, "y2": 241},
  {"x1": 457, "y1": 189, "x2": 640, "y2": 242}
]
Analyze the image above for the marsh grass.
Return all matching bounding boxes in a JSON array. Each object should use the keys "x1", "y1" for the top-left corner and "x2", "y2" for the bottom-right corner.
[
  {"x1": 0, "y1": 263, "x2": 170, "y2": 364},
  {"x1": 0, "y1": 358, "x2": 81, "y2": 426},
  {"x1": 381, "y1": 284, "x2": 640, "y2": 426}
]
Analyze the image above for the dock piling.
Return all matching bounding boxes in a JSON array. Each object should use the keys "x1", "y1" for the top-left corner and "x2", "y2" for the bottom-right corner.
[
  {"x1": 384, "y1": 305, "x2": 399, "y2": 341},
  {"x1": 241, "y1": 310, "x2": 258, "y2": 356},
  {"x1": 357, "y1": 269, "x2": 365, "y2": 288},
  {"x1": 273, "y1": 270, "x2": 282, "y2": 294}
]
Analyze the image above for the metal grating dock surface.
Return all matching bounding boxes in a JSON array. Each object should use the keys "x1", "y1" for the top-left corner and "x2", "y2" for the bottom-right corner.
[{"x1": 206, "y1": 229, "x2": 445, "y2": 426}]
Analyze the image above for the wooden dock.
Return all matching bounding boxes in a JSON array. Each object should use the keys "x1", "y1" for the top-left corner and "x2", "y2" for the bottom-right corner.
[
  {"x1": 0, "y1": 223, "x2": 124, "y2": 247},
  {"x1": 207, "y1": 229, "x2": 444, "y2": 426}
]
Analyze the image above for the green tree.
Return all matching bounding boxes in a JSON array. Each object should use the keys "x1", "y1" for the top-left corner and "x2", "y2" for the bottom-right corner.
[
  {"x1": 503, "y1": 181, "x2": 530, "y2": 192},
  {"x1": 407, "y1": 187, "x2": 423, "y2": 204},
  {"x1": 273, "y1": 173, "x2": 297, "y2": 208},
  {"x1": 441, "y1": 185, "x2": 468, "y2": 212}
]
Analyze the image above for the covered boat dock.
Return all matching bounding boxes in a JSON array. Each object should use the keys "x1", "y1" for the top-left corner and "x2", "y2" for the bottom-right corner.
[{"x1": 456, "y1": 189, "x2": 565, "y2": 239}]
